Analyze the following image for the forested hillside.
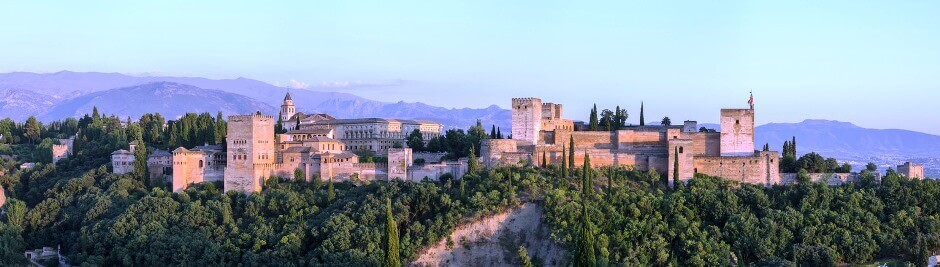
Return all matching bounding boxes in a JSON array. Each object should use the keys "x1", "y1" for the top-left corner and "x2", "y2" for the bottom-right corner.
[{"x1": 1, "y1": 112, "x2": 939, "y2": 266}]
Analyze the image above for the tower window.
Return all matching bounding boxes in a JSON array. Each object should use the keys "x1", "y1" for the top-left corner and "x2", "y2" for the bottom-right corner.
[
  {"x1": 679, "y1": 147, "x2": 684, "y2": 154},
  {"x1": 736, "y1": 120, "x2": 740, "y2": 124}
]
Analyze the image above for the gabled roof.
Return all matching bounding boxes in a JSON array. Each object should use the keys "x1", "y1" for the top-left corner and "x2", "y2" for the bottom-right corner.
[{"x1": 284, "y1": 92, "x2": 292, "y2": 101}]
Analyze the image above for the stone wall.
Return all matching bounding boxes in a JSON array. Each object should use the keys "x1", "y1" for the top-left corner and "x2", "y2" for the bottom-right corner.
[
  {"x1": 413, "y1": 152, "x2": 446, "y2": 164},
  {"x1": 171, "y1": 150, "x2": 225, "y2": 192},
  {"x1": 408, "y1": 160, "x2": 468, "y2": 181},
  {"x1": 779, "y1": 172, "x2": 874, "y2": 186},
  {"x1": 667, "y1": 139, "x2": 695, "y2": 185},
  {"x1": 52, "y1": 144, "x2": 69, "y2": 164},
  {"x1": 111, "y1": 152, "x2": 134, "y2": 174},
  {"x1": 720, "y1": 109, "x2": 755, "y2": 156},
  {"x1": 693, "y1": 151, "x2": 780, "y2": 186},
  {"x1": 481, "y1": 139, "x2": 519, "y2": 168},
  {"x1": 690, "y1": 132, "x2": 720, "y2": 156}
]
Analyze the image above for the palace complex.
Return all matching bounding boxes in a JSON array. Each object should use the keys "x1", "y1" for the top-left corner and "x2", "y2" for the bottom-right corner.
[{"x1": 111, "y1": 93, "x2": 925, "y2": 194}]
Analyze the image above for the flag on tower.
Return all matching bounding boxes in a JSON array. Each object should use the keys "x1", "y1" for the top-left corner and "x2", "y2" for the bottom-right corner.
[{"x1": 748, "y1": 91, "x2": 754, "y2": 109}]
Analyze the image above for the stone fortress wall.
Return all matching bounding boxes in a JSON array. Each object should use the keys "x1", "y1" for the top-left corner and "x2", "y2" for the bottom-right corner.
[{"x1": 485, "y1": 96, "x2": 782, "y2": 186}]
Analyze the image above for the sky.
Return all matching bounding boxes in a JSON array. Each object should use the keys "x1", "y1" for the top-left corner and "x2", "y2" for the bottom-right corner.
[{"x1": 1, "y1": 1, "x2": 939, "y2": 134}]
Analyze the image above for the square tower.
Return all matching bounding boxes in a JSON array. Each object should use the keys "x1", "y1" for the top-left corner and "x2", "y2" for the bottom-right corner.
[
  {"x1": 719, "y1": 109, "x2": 755, "y2": 156},
  {"x1": 224, "y1": 114, "x2": 276, "y2": 194},
  {"x1": 511, "y1": 98, "x2": 542, "y2": 145}
]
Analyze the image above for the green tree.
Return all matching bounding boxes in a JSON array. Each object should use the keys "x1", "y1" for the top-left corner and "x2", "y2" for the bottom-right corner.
[
  {"x1": 383, "y1": 198, "x2": 401, "y2": 267},
  {"x1": 582, "y1": 153, "x2": 592, "y2": 197},
  {"x1": 569, "y1": 135, "x2": 575, "y2": 171},
  {"x1": 24, "y1": 116, "x2": 41, "y2": 144},
  {"x1": 132, "y1": 141, "x2": 149, "y2": 187},
  {"x1": 575, "y1": 202, "x2": 596, "y2": 267},
  {"x1": 293, "y1": 168, "x2": 305, "y2": 182},
  {"x1": 589, "y1": 104, "x2": 599, "y2": 131},
  {"x1": 496, "y1": 127, "x2": 503, "y2": 139},
  {"x1": 866, "y1": 162, "x2": 878, "y2": 172},
  {"x1": 518, "y1": 246, "x2": 533, "y2": 267},
  {"x1": 542, "y1": 152, "x2": 547, "y2": 167},
  {"x1": 4, "y1": 198, "x2": 26, "y2": 229},
  {"x1": 406, "y1": 129, "x2": 425, "y2": 152},
  {"x1": 673, "y1": 147, "x2": 680, "y2": 189},
  {"x1": 639, "y1": 101, "x2": 645, "y2": 126},
  {"x1": 561, "y1": 147, "x2": 568, "y2": 178},
  {"x1": 490, "y1": 125, "x2": 497, "y2": 139},
  {"x1": 661, "y1": 116, "x2": 671, "y2": 126},
  {"x1": 326, "y1": 177, "x2": 335, "y2": 202},
  {"x1": 468, "y1": 146, "x2": 481, "y2": 174}
]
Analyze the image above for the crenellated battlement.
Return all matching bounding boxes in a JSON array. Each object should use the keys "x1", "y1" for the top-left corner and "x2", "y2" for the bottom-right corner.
[{"x1": 228, "y1": 114, "x2": 274, "y2": 122}]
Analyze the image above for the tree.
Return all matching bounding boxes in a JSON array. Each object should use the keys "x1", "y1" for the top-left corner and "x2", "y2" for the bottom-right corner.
[
  {"x1": 673, "y1": 147, "x2": 680, "y2": 189},
  {"x1": 406, "y1": 129, "x2": 425, "y2": 151},
  {"x1": 275, "y1": 117, "x2": 285, "y2": 134},
  {"x1": 383, "y1": 198, "x2": 401, "y2": 267},
  {"x1": 468, "y1": 146, "x2": 481, "y2": 174},
  {"x1": 661, "y1": 117, "x2": 671, "y2": 126},
  {"x1": 561, "y1": 147, "x2": 568, "y2": 178},
  {"x1": 293, "y1": 168, "x2": 305, "y2": 182},
  {"x1": 4, "y1": 198, "x2": 26, "y2": 229},
  {"x1": 518, "y1": 246, "x2": 533, "y2": 267},
  {"x1": 496, "y1": 127, "x2": 503, "y2": 139},
  {"x1": 866, "y1": 162, "x2": 878, "y2": 172},
  {"x1": 589, "y1": 104, "x2": 599, "y2": 131},
  {"x1": 542, "y1": 151, "x2": 547, "y2": 167},
  {"x1": 24, "y1": 116, "x2": 41, "y2": 144},
  {"x1": 326, "y1": 177, "x2": 335, "y2": 202},
  {"x1": 575, "y1": 202, "x2": 596, "y2": 266},
  {"x1": 582, "y1": 153, "x2": 592, "y2": 197},
  {"x1": 132, "y1": 141, "x2": 149, "y2": 187},
  {"x1": 569, "y1": 135, "x2": 575, "y2": 171},
  {"x1": 490, "y1": 125, "x2": 497, "y2": 139},
  {"x1": 639, "y1": 101, "x2": 645, "y2": 126}
]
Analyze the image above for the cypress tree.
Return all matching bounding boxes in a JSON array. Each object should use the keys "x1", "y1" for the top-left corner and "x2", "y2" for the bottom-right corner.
[
  {"x1": 132, "y1": 141, "x2": 149, "y2": 187},
  {"x1": 582, "y1": 153, "x2": 592, "y2": 197},
  {"x1": 561, "y1": 147, "x2": 568, "y2": 178},
  {"x1": 496, "y1": 127, "x2": 503, "y2": 139},
  {"x1": 468, "y1": 146, "x2": 480, "y2": 174},
  {"x1": 490, "y1": 125, "x2": 497, "y2": 139},
  {"x1": 673, "y1": 147, "x2": 680, "y2": 190},
  {"x1": 326, "y1": 177, "x2": 335, "y2": 202},
  {"x1": 791, "y1": 136, "x2": 797, "y2": 156},
  {"x1": 569, "y1": 135, "x2": 575, "y2": 171},
  {"x1": 639, "y1": 102, "x2": 645, "y2": 126},
  {"x1": 589, "y1": 104, "x2": 599, "y2": 131},
  {"x1": 383, "y1": 198, "x2": 401, "y2": 267},
  {"x1": 575, "y1": 201, "x2": 596, "y2": 266}
]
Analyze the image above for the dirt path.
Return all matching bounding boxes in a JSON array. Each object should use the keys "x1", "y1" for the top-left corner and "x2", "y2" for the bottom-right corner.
[{"x1": 412, "y1": 203, "x2": 567, "y2": 267}]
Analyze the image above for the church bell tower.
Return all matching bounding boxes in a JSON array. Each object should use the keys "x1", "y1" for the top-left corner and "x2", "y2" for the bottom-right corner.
[{"x1": 280, "y1": 92, "x2": 295, "y2": 122}]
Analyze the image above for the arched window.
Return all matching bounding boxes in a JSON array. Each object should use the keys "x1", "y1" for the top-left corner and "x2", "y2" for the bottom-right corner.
[{"x1": 198, "y1": 160, "x2": 204, "y2": 168}]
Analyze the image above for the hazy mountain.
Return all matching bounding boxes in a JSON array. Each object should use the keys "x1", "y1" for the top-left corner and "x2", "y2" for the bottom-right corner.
[
  {"x1": 0, "y1": 71, "x2": 509, "y2": 128},
  {"x1": 755, "y1": 120, "x2": 940, "y2": 157},
  {"x1": 40, "y1": 82, "x2": 277, "y2": 121},
  {"x1": 0, "y1": 89, "x2": 62, "y2": 121}
]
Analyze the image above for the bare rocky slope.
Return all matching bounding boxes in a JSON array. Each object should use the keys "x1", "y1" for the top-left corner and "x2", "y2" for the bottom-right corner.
[{"x1": 412, "y1": 203, "x2": 567, "y2": 267}]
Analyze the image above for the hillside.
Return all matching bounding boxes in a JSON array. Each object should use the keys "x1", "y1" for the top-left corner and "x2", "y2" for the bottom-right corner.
[{"x1": 40, "y1": 82, "x2": 277, "y2": 120}]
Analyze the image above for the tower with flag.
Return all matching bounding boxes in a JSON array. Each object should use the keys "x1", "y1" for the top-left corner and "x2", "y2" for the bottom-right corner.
[{"x1": 748, "y1": 91, "x2": 754, "y2": 110}]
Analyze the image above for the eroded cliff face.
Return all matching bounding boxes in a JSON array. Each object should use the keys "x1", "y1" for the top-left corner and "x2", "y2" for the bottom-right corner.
[{"x1": 413, "y1": 203, "x2": 567, "y2": 267}]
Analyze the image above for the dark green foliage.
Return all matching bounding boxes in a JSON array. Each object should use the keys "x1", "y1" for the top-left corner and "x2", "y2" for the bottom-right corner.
[
  {"x1": 661, "y1": 116, "x2": 671, "y2": 126},
  {"x1": 568, "y1": 136, "x2": 575, "y2": 171},
  {"x1": 561, "y1": 147, "x2": 568, "y2": 178},
  {"x1": 132, "y1": 141, "x2": 149, "y2": 187},
  {"x1": 406, "y1": 129, "x2": 425, "y2": 151},
  {"x1": 518, "y1": 246, "x2": 533, "y2": 267},
  {"x1": 589, "y1": 104, "x2": 598, "y2": 131},
  {"x1": 574, "y1": 202, "x2": 596, "y2": 267},
  {"x1": 639, "y1": 102, "x2": 645, "y2": 126},
  {"x1": 293, "y1": 168, "x2": 305, "y2": 182},
  {"x1": 673, "y1": 147, "x2": 679, "y2": 189},
  {"x1": 384, "y1": 198, "x2": 401, "y2": 267},
  {"x1": 866, "y1": 162, "x2": 878, "y2": 172},
  {"x1": 165, "y1": 112, "x2": 226, "y2": 149}
]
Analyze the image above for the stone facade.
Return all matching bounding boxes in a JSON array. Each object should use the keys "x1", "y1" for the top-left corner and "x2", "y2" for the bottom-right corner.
[
  {"x1": 172, "y1": 145, "x2": 225, "y2": 192},
  {"x1": 280, "y1": 92, "x2": 296, "y2": 122},
  {"x1": 51, "y1": 137, "x2": 73, "y2": 164},
  {"x1": 388, "y1": 148, "x2": 413, "y2": 180},
  {"x1": 111, "y1": 150, "x2": 134, "y2": 174},
  {"x1": 779, "y1": 172, "x2": 882, "y2": 186},
  {"x1": 148, "y1": 150, "x2": 172, "y2": 185},
  {"x1": 490, "y1": 97, "x2": 781, "y2": 186},
  {"x1": 224, "y1": 114, "x2": 276, "y2": 194},
  {"x1": 897, "y1": 162, "x2": 925, "y2": 179},
  {"x1": 305, "y1": 118, "x2": 442, "y2": 155}
]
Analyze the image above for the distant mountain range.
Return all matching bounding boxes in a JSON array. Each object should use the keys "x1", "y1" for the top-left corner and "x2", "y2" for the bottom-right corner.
[
  {"x1": 1, "y1": 71, "x2": 937, "y2": 176},
  {"x1": 0, "y1": 71, "x2": 510, "y2": 128}
]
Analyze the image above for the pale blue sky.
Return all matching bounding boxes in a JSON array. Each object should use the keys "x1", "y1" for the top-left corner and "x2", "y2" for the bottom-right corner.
[{"x1": 1, "y1": 1, "x2": 938, "y2": 133}]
